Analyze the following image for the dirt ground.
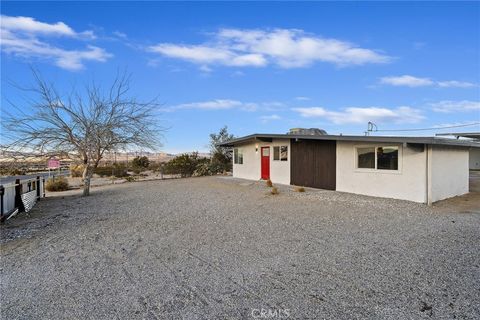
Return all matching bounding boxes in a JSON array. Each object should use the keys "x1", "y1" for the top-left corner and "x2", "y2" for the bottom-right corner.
[
  {"x1": 1, "y1": 175, "x2": 479, "y2": 319},
  {"x1": 433, "y1": 170, "x2": 480, "y2": 213}
]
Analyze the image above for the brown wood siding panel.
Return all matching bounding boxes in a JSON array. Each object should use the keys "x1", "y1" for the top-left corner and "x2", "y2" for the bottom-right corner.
[{"x1": 290, "y1": 139, "x2": 336, "y2": 190}]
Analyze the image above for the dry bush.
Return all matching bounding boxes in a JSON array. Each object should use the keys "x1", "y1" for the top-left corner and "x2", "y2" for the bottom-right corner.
[
  {"x1": 266, "y1": 179, "x2": 273, "y2": 187},
  {"x1": 95, "y1": 165, "x2": 129, "y2": 178},
  {"x1": 45, "y1": 177, "x2": 69, "y2": 191},
  {"x1": 70, "y1": 164, "x2": 84, "y2": 178},
  {"x1": 270, "y1": 187, "x2": 279, "y2": 195},
  {"x1": 294, "y1": 186, "x2": 305, "y2": 192}
]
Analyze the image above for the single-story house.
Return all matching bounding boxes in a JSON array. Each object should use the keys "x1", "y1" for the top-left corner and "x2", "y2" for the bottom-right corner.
[{"x1": 219, "y1": 129, "x2": 480, "y2": 204}]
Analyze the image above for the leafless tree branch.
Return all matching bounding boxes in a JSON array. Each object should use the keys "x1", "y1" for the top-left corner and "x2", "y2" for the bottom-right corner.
[{"x1": 2, "y1": 69, "x2": 165, "y2": 196}]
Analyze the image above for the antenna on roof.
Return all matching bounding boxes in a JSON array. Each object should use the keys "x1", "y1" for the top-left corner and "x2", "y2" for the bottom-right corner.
[{"x1": 365, "y1": 122, "x2": 377, "y2": 136}]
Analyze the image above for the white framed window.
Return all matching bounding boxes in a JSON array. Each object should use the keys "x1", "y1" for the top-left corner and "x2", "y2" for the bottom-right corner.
[
  {"x1": 356, "y1": 146, "x2": 399, "y2": 171},
  {"x1": 376, "y1": 146, "x2": 398, "y2": 170},
  {"x1": 273, "y1": 146, "x2": 288, "y2": 161},
  {"x1": 234, "y1": 148, "x2": 243, "y2": 164}
]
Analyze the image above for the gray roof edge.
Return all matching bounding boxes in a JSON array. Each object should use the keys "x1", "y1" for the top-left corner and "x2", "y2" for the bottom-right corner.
[{"x1": 217, "y1": 133, "x2": 480, "y2": 148}]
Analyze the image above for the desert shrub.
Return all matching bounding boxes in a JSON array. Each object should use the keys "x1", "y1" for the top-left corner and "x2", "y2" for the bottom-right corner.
[
  {"x1": 270, "y1": 187, "x2": 279, "y2": 195},
  {"x1": 294, "y1": 186, "x2": 305, "y2": 192},
  {"x1": 209, "y1": 126, "x2": 234, "y2": 173},
  {"x1": 132, "y1": 156, "x2": 150, "y2": 169},
  {"x1": 94, "y1": 164, "x2": 128, "y2": 178},
  {"x1": 70, "y1": 164, "x2": 84, "y2": 178},
  {"x1": 45, "y1": 176, "x2": 69, "y2": 191},
  {"x1": 209, "y1": 151, "x2": 232, "y2": 173},
  {"x1": 131, "y1": 167, "x2": 142, "y2": 175},
  {"x1": 194, "y1": 162, "x2": 212, "y2": 176},
  {"x1": 266, "y1": 179, "x2": 273, "y2": 187},
  {"x1": 164, "y1": 152, "x2": 209, "y2": 178},
  {"x1": 149, "y1": 162, "x2": 164, "y2": 172},
  {"x1": 0, "y1": 167, "x2": 25, "y2": 176},
  {"x1": 125, "y1": 176, "x2": 135, "y2": 182}
]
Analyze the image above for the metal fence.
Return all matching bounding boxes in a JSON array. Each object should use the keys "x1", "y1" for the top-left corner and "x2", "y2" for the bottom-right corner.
[{"x1": 0, "y1": 172, "x2": 68, "y2": 222}]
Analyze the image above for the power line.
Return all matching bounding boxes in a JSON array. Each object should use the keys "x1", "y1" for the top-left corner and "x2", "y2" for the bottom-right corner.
[{"x1": 371, "y1": 121, "x2": 480, "y2": 132}]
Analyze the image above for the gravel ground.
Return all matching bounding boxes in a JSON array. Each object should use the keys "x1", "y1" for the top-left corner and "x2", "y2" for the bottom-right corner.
[{"x1": 1, "y1": 176, "x2": 479, "y2": 319}]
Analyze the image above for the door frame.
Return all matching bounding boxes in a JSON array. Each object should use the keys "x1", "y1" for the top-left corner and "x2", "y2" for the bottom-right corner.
[{"x1": 261, "y1": 146, "x2": 270, "y2": 180}]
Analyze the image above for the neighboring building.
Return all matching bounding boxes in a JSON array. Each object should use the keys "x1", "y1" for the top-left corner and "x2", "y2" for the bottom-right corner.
[
  {"x1": 219, "y1": 129, "x2": 480, "y2": 204},
  {"x1": 436, "y1": 132, "x2": 480, "y2": 170},
  {"x1": 470, "y1": 148, "x2": 480, "y2": 170}
]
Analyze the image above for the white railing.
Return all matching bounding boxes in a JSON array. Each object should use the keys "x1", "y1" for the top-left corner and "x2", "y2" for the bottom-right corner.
[{"x1": 0, "y1": 175, "x2": 46, "y2": 222}]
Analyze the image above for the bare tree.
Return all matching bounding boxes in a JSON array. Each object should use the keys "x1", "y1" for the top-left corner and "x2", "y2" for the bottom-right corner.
[{"x1": 3, "y1": 70, "x2": 164, "y2": 196}]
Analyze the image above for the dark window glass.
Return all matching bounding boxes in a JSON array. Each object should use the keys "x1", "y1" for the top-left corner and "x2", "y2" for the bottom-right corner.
[
  {"x1": 377, "y1": 147, "x2": 398, "y2": 170},
  {"x1": 238, "y1": 150, "x2": 243, "y2": 164},
  {"x1": 357, "y1": 147, "x2": 375, "y2": 169},
  {"x1": 273, "y1": 146, "x2": 280, "y2": 160},
  {"x1": 234, "y1": 148, "x2": 239, "y2": 164},
  {"x1": 280, "y1": 146, "x2": 288, "y2": 161}
]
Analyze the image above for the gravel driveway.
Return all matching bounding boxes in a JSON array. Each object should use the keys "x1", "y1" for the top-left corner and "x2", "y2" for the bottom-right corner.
[{"x1": 1, "y1": 176, "x2": 479, "y2": 319}]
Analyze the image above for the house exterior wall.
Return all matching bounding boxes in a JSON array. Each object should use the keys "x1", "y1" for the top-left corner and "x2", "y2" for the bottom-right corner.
[
  {"x1": 232, "y1": 139, "x2": 291, "y2": 185},
  {"x1": 232, "y1": 138, "x2": 470, "y2": 203},
  {"x1": 469, "y1": 148, "x2": 480, "y2": 170},
  {"x1": 430, "y1": 146, "x2": 469, "y2": 202},
  {"x1": 335, "y1": 141, "x2": 428, "y2": 203}
]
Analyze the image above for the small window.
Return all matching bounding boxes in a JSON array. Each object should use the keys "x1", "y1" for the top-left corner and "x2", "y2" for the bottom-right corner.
[
  {"x1": 234, "y1": 148, "x2": 243, "y2": 164},
  {"x1": 273, "y1": 146, "x2": 288, "y2": 161},
  {"x1": 280, "y1": 146, "x2": 288, "y2": 161},
  {"x1": 357, "y1": 147, "x2": 375, "y2": 169},
  {"x1": 273, "y1": 147, "x2": 280, "y2": 160},
  {"x1": 262, "y1": 147, "x2": 269, "y2": 156},
  {"x1": 377, "y1": 146, "x2": 398, "y2": 170}
]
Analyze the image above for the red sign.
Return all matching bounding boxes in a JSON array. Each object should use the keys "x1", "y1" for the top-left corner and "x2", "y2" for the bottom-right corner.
[{"x1": 48, "y1": 159, "x2": 60, "y2": 168}]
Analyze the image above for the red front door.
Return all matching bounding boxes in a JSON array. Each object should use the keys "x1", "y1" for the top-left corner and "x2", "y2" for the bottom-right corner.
[{"x1": 261, "y1": 147, "x2": 270, "y2": 180}]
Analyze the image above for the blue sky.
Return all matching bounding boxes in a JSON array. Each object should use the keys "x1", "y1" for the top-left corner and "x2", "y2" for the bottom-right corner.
[{"x1": 1, "y1": 1, "x2": 479, "y2": 153}]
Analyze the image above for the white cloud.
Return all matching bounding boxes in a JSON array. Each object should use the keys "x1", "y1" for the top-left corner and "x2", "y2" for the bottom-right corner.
[
  {"x1": 380, "y1": 75, "x2": 476, "y2": 88},
  {"x1": 2, "y1": 15, "x2": 75, "y2": 37},
  {"x1": 166, "y1": 99, "x2": 286, "y2": 112},
  {"x1": 199, "y1": 65, "x2": 213, "y2": 73},
  {"x1": 259, "y1": 114, "x2": 281, "y2": 123},
  {"x1": 293, "y1": 106, "x2": 424, "y2": 124},
  {"x1": 149, "y1": 28, "x2": 390, "y2": 69},
  {"x1": 167, "y1": 99, "x2": 257, "y2": 112},
  {"x1": 0, "y1": 15, "x2": 111, "y2": 70},
  {"x1": 112, "y1": 31, "x2": 127, "y2": 39},
  {"x1": 149, "y1": 44, "x2": 267, "y2": 67},
  {"x1": 430, "y1": 100, "x2": 480, "y2": 113},
  {"x1": 436, "y1": 81, "x2": 476, "y2": 88},
  {"x1": 380, "y1": 75, "x2": 434, "y2": 87}
]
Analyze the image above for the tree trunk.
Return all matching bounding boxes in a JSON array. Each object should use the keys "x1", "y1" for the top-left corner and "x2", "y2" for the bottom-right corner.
[{"x1": 82, "y1": 166, "x2": 91, "y2": 196}]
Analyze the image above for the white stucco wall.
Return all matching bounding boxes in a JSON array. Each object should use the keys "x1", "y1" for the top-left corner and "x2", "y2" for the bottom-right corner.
[
  {"x1": 430, "y1": 146, "x2": 469, "y2": 202},
  {"x1": 233, "y1": 138, "x2": 470, "y2": 203},
  {"x1": 469, "y1": 148, "x2": 480, "y2": 170},
  {"x1": 336, "y1": 141, "x2": 428, "y2": 203},
  {"x1": 232, "y1": 139, "x2": 291, "y2": 185}
]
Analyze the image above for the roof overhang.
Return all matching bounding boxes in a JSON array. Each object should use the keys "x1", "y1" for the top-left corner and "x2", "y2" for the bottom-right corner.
[{"x1": 217, "y1": 133, "x2": 480, "y2": 148}]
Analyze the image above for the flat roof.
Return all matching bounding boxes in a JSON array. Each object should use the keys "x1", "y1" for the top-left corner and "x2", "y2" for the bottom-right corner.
[{"x1": 218, "y1": 133, "x2": 480, "y2": 148}]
